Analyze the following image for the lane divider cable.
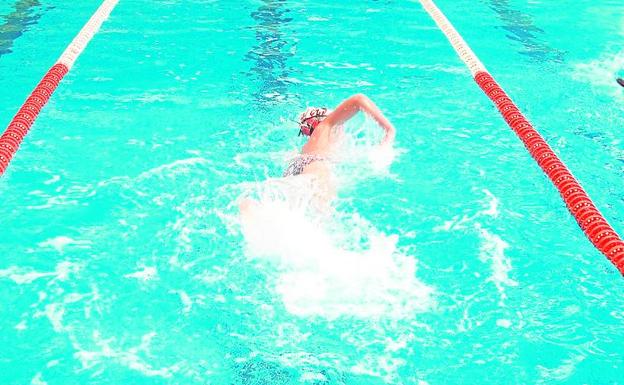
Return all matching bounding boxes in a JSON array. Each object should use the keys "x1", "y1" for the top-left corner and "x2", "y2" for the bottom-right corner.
[
  {"x1": 417, "y1": 0, "x2": 624, "y2": 275},
  {"x1": 0, "y1": 0, "x2": 120, "y2": 176}
]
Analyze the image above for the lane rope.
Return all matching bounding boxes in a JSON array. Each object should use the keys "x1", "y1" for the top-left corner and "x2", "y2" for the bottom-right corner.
[
  {"x1": 417, "y1": 0, "x2": 624, "y2": 274},
  {"x1": 0, "y1": 0, "x2": 119, "y2": 176}
]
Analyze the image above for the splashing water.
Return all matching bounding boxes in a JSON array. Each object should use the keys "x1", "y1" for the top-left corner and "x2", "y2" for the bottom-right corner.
[
  {"x1": 236, "y1": 116, "x2": 433, "y2": 320},
  {"x1": 573, "y1": 49, "x2": 624, "y2": 101}
]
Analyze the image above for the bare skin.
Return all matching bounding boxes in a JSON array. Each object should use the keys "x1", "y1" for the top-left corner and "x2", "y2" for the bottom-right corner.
[
  {"x1": 296, "y1": 93, "x2": 395, "y2": 204},
  {"x1": 240, "y1": 94, "x2": 395, "y2": 216},
  {"x1": 302, "y1": 93, "x2": 396, "y2": 158}
]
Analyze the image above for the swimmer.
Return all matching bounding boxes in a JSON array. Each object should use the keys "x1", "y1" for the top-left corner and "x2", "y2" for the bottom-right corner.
[
  {"x1": 618, "y1": 78, "x2": 624, "y2": 88},
  {"x1": 240, "y1": 94, "x2": 395, "y2": 217},
  {"x1": 285, "y1": 93, "x2": 395, "y2": 174}
]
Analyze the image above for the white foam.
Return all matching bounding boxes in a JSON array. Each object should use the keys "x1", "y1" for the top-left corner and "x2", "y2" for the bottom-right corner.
[
  {"x1": 432, "y1": 190, "x2": 517, "y2": 303},
  {"x1": 193, "y1": 266, "x2": 228, "y2": 284},
  {"x1": 384, "y1": 333, "x2": 413, "y2": 352},
  {"x1": 31, "y1": 373, "x2": 47, "y2": 385},
  {"x1": 496, "y1": 319, "x2": 512, "y2": 328},
  {"x1": 46, "y1": 360, "x2": 60, "y2": 368},
  {"x1": 537, "y1": 354, "x2": 585, "y2": 383},
  {"x1": 351, "y1": 354, "x2": 407, "y2": 383},
  {"x1": 0, "y1": 261, "x2": 80, "y2": 285},
  {"x1": 72, "y1": 331, "x2": 178, "y2": 378},
  {"x1": 43, "y1": 303, "x2": 65, "y2": 332},
  {"x1": 124, "y1": 266, "x2": 157, "y2": 282},
  {"x1": 480, "y1": 189, "x2": 500, "y2": 218},
  {"x1": 0, "y1": 267, "x2": 54, "y2": 284},
  {"x1": 43, "y1": 175, "x2": 60, "y2": 185},
  {"x1": 387, "y1": 63, "x2": 465, "y2": 74},
  {"x1": 300, "y1": 372, "x2": 327, "y2": 382},
  {"x1": 474, "y1": 190, "x2": 517, "y2": 302},
  {"x1": 54, "y1": 261, "x2": 81, "y2": 282},
  {"x1": 38, "y1": 236, "x2": 92, "y2": 254},
  {"x1": 137, "y1": 157, "x2": 210, "y2": 180},
  {"x1": 367, "y1": 143, "x2": 396, "y2": 174},
  {"x1": 169, "y1": 290, "x2": 192, "y2": 314},
  {"x1": 477, "y1": 226, "x2": 518, "y2": 303},
  {"x1": 301, "y1": 61, "x2": 360, "y2": 69},
  {"x1": 433, "y1": 189, "x2": 501, "y2": 233},
  {"x1": 214, "y1": 294, "x2": 226, "y2": 303},
  {"x1": 573, "y1": 50, "x2": 624, "y2": 101},
  {"x1": 240, "y1": 198, "x2": 433, "y2": 320},
  {"x1": 307, "y1": 16, "x2": 329, "y2": 22},
  {"x1": 235, "y1": 115, "x2": 434, "y2": 320}
]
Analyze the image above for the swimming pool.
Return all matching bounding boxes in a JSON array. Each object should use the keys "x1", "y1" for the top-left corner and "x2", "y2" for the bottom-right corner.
[{"x1": 1, "y1": 0, "x2": 624, "y2": 384}]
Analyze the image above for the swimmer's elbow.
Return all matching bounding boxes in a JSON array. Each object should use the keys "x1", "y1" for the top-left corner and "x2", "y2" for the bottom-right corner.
[
  {"x1": 350, "y1": 93, "x2": 369, "y2": 104},
  {"x1": 347, "y1": 94, "x2": 374, "y2": 112}
]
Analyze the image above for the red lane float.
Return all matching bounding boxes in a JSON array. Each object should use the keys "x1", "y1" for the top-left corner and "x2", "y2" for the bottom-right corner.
[
  {"x1": 475, "y1": 72, "x2": 624, "y2": 273},
  {"x1": 0, "y1": 0, "x2": 119, "y2": 177},
  {"x1": 0, "y1": 64, "x2": 68, "y2": 174},
  {"x1": 418, "y1": 0, "x2": 624, "y2": 275}
]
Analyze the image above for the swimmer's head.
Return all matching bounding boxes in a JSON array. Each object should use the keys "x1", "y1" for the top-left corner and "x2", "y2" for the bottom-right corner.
[{"x1": 298, "y1": 107, "x2": 329, "y2": 136}]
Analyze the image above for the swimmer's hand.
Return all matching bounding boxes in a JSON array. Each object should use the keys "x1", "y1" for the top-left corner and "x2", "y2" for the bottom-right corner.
[{"x1": 381, "y1": 125, "x2": 396, "y2": 147}]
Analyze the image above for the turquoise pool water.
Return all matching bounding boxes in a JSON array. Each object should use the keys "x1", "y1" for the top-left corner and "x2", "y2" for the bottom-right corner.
[{"x1": 1, "y1": 0, "x2": 624, "y2": 384}]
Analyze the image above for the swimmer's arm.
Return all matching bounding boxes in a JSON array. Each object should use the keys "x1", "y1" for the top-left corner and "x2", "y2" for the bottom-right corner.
[{"x1": 323, "y1": 94, "x2": 396, "y2": 145}]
